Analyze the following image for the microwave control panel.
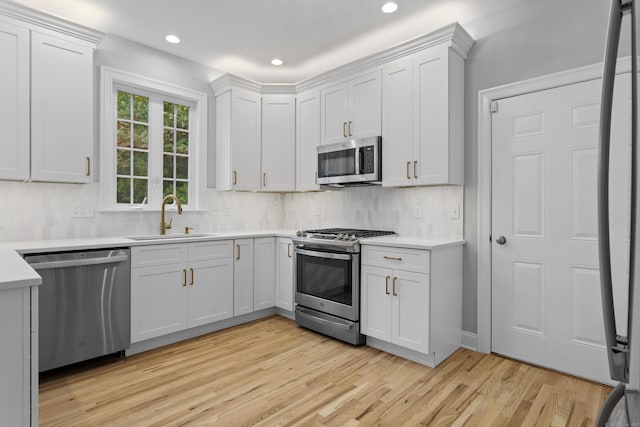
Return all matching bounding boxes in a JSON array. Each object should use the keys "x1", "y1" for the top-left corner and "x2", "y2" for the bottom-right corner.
[{"x1": 362, "y1": 146, "x2": 375, "y2": 173}]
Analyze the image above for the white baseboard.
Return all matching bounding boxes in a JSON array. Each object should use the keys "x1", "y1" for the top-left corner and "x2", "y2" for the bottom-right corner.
[{"x1": 461, "y1": 330, "x2": 478, "y2": 351}]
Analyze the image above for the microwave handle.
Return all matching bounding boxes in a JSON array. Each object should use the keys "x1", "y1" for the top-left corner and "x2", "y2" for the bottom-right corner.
[{"x1": 358, "y1": 147, "x2": 365, "y2": 174}]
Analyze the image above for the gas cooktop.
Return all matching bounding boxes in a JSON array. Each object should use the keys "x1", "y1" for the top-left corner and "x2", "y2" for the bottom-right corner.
[{"x1": 296, "y1": 228, "x2": 396, "y2": 241}]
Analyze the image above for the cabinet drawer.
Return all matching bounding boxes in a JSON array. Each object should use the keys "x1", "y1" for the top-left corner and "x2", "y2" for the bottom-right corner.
[
  {"x1": 361, "y1": 245, "x2": 430, "y2": 274},
  {"x1": 189, "y1": 240, "x2": 233, "y2": 261},
  {"x1": 132, "y1": 244, "x2": 188, "y2": 268}
]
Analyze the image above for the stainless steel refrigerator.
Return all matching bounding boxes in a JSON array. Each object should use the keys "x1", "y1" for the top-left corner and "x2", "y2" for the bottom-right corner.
[{"x1": 598, "y1": 0, "x2": 640, "y2": 424}]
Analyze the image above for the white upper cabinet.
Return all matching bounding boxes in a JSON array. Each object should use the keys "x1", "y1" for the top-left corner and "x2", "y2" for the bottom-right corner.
[
  {"x1": 211, "y1": 24, "x2": 472, "y2": 193},
  {"x1": 382, "y1": 44, "x2": 465, "y2": 187},
  {"x1": 0, "y1": 10, "x2": 100, "y2": 184},
  {"x1": 320, "y1": 70, "x2": 381, "y2": 145},
  {"x1": 0, "y1": 20, "x2": 29, "y2": 181},
  {"x1": 295, "y1": 90, "x2": 320, "y2": 191},
  {"x1": 381, "y1": 59, "x2": 414, "y2": 187},
  {"x1": 215, "y1": 86, "x2": 262, "y2": 191},
  {"x1": 261, "y1": 95, "x2": 295, "y2": 191},
  {"x1": 31, "y1": 32, "x2": 94, "y2": 183}
]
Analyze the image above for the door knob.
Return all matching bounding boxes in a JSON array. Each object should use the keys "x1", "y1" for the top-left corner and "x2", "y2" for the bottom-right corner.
[{"x1": 496, "y1": 236, "x2": 507, "y2": 245}]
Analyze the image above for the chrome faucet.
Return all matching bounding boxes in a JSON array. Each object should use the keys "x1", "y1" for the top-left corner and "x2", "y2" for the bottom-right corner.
[{"x1": 160, "y1": 194, "x2": 183, "y2": 235}]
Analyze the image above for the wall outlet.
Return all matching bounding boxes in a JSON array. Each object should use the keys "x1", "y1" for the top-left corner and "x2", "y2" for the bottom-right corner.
[
  {"x1": 451, "y1": 204, "x2": 461, "y2": 220},
  {"x1": 315, "y1": 203, "x2": 322, "y2": 217},
  {"x1": 71, "y1": 205, "x2": 94, "y2": 218},
  {"x1": 413, "y1": 205, "x2": 423, "y2": 219},
  {"x1": 224, "y1": 207, "x2": 231, "y2": 216},
  {"x1": 209, "y1": 207, "x2": 219, "y2": 217}
]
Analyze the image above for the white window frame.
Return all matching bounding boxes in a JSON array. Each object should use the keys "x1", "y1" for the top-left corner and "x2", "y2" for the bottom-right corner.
[{"x1": 100, "y1": 66, "x2": 207, "y2": 211}]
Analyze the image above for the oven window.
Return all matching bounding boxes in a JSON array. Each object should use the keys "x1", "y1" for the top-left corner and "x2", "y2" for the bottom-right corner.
[
  {"x1": 297, "y1": 253, "x2": 352, "y2": 305},
  {"x1": 318, "y1": 148, "x2": 356, "y2": 178}
]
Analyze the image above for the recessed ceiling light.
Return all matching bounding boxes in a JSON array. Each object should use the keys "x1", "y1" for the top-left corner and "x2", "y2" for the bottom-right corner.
[
  {"x1": 381, "y1": 2, "x2": 398, "y2": 13},
  {"x1": 165, "y1": 34, "x2": 180, "y2": 44},
  {"x1": 271, "y1": 58, "x2": 283, "y2": 66}
]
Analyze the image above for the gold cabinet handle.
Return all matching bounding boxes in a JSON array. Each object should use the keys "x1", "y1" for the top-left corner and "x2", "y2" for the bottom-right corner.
[
  {"x1": 288, "y1": 243, "x2": 292, "y2": 257},
  {"x1": 348, "y1": 121, "x2": 352, "y2": 136},
  {"x1": 190, "y1": 268, "x2": 194, "y2": 286},
  {"x1": 236, "y1": 244, "x2": 240, "y2": 260},
  {"x1": 392, "y1": 277, "x2": 398, "y2": 296},
  {"x1": 384, "y1": 256, "x2": 402, "y2": 261},
  {"x1": 263, "y1": 172, "x2": 267, "y2": 187},
  {"x1": 343, "y1": 122, "x2": 347, "y2": 138},
  {"x1": 182, "y1": 269, "x2": 187, "y2": 287},
  {"x1": 233, "y1": 170, "x2": 237, "y2": 185},
  {"x1": 406, "y1": 161, "x2": 411, "y2": 179},
  {"x1": 86, "y1": 157, "x2": 91, "y2": 176},
  {"x1": 414, "y1": 161, "x2": 418, "y2": 179},
  {"x1": 385, "y1": 276, "x2": 390, "y2": 295}
]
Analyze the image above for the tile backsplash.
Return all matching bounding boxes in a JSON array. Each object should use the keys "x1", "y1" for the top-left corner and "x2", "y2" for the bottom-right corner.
[
  {"x1": 283, "y1": 185, "x2": 464, "y2": 239},
  {"x1": 0, "y1": 181, "x2": 463, "y2": 242}
]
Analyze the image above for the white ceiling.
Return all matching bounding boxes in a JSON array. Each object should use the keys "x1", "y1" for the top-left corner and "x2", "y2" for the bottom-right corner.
[{"x1": 9, "y1": 0, "x2": 526, "y2": 83}]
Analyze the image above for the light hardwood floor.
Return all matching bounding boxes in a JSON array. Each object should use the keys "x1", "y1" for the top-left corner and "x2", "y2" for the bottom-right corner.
[{"x1": 39, "y1": 316, "x2": 611, "y2": 426}]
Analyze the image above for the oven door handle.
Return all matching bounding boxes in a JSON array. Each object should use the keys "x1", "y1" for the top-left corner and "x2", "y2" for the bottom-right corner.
[
  {"x1": 296, "y1": 308, "x2": 353, "y2": 331},
  {"x1": 294, "y1": 248, "x2": 352, "y2": 261}
]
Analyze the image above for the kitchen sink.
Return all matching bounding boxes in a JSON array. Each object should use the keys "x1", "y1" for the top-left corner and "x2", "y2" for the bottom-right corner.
[{"x1": 126, "y1": 233, "x2": 215, "y2": 241}]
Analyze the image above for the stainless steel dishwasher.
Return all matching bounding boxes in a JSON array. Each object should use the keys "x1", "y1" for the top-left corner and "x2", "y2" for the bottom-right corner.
[{"x1": 25, "y1": 248, "x2": 131, "y2": 372}]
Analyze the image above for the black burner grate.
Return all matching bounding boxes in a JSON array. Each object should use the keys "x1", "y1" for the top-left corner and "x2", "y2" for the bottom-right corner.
[{"x1": 304, "y1": 228, "x2": 395, "y2": 238}]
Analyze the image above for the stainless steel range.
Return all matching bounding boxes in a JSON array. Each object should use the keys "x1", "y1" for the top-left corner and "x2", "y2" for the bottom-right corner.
[{"x1": 292, "y1": 228, "x2": 395, "y2": 345}]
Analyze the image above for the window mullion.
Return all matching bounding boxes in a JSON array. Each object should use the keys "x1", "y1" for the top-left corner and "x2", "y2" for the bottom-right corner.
[{"x1": 147, "y1": 98, "x2": 164, "y2": 207}]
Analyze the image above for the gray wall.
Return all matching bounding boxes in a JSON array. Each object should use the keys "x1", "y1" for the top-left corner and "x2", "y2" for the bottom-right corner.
[{"x1": 461, "y1": 0, "x2": 627, "y2": 332}]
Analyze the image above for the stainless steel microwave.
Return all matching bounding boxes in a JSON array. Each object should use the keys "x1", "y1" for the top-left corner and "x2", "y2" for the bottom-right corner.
[{"x1": 316, "y1": 136, "x2": 381, "y2": 186}]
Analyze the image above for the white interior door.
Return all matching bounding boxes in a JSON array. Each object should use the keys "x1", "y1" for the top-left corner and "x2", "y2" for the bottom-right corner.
[{"x1": 491, "y1": 75, "x2": 631, "y2": 384}]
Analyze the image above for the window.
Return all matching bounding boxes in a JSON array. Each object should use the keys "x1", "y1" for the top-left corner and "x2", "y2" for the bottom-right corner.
[{"x1": 100, "y1": 67, "x2": 207, "y2": 210}]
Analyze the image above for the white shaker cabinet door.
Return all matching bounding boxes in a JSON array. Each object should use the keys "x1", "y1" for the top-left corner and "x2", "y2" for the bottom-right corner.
[
  {"x1": 275, "y1": 238, "x2": 294, "y2": 311},
  {"x1": 233, "y1": 239, "x2": 255, "y2": 316},
  {"x1": 296, "y1": 90, "x2": 321, "y2": 191},
  {"x1": 261, "y1": 95, "x2": 295, "y2": 191},
  {"x1": 321, "y1": 82, "x2": 349, "y2": 145},
  {"x1": 392, "y1": 270, "x2": 430, "y2": 354},
  {"x1": 254, "y1": 237, "x2": 276, "y2": 310},
  {"x1": 349, "y1": 70, "x2": 381, "y2": 140},
  {"x1": 131, "y1": 263, "x2": 189, "y2": 343},
  {"x1": 231, "y1": 90, "x2": 261, "y2": 191},
  {"x1": 0, "y1": 21, "x2": 29, "y2": 180},
  {"x1": 382, "y1": 59, "x2": 414, "y2": 187},
  {"x1": 187, "y1": 257, "x2": 234, "y2": 327},
  {"x1": 361, "y1": 265, "x2": 393, "y2": 342},
  {"x1": 31, "y1": 32, "x2": 93, "y2": 183}
]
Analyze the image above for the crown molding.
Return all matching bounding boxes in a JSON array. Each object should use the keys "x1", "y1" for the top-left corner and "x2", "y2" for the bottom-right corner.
[
  {"x1": 295, "y1": 22, "x2": 473, "y2": 92},
  {"x1": 0, "y1": 1, "x2": 104, "y2": 45},
  {"x1": 261, "y1": 84, "x2": 297, "y2": 95},
  {"x1": 210, "y1": 73, "x2": 262, "y2": 95},
  {"x1": 210, "y1": 22, "x2": 474, "y2": 95}
]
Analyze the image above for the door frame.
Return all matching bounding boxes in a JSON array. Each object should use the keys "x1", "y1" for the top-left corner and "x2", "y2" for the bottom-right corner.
[{"x1": 476, "y1": 56, "x2": 632, "y2": 354}]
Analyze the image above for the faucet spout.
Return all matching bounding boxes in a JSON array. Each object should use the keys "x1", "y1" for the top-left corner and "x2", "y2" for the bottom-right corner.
[{"x1": 160, "y1": 194, "x2": 183, "y2": 235}]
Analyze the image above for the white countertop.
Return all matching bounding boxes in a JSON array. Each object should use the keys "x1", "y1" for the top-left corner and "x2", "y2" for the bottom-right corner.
[
  {"x1": 361, "y1": 236, "x2": 466, "y2": 250},
  {"x1": 0, "y1": 230, "x2": 297, "y2": 291},
  {"x1": 0, "y1": 230, "x2": 462, "y2": 290}
]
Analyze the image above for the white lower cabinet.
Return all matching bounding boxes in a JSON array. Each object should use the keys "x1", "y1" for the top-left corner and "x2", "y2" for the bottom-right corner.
[
  {"x1": 233, "y1": 239, "x2": 254, "y2": 316},
  {"x1": 276, "y1": 238, "x2": 294, "y2": 311},
  {"x1": 361, "y1": 244, "x2": 462, "y2": 367},
  {"x1": 254, "y1": 237, "x2": 276, "y2": 311},
  {"x1": 0, "y1": 285, "x2": 36, "y2": 426},
  {"x1": 361, "y1": 266, "x2": 430, "y2": 354},
  {"x1": 131, "y1": 241, "x2": 234, "y2": 343}
]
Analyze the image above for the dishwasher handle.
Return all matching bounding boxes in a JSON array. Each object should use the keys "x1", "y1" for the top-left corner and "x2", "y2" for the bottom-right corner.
[{"x1": 28, "y1": 254, "x2": 129, "y2": 270}]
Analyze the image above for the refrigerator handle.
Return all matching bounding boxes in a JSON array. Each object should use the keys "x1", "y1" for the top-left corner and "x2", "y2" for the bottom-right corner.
[
  {"x1": 599, "y1": 0, "x2": 632, "y2": 384},
  {"x1": 629, "y1": 0, "x2": 638, "y2": 371}
]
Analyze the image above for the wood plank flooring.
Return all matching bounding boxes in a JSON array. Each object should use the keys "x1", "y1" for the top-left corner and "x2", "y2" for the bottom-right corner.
[{"x1": 39, "y1": 316, "x2": 611, "y2": 426}]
